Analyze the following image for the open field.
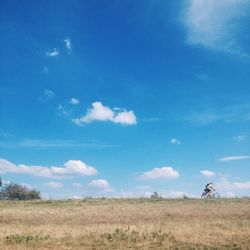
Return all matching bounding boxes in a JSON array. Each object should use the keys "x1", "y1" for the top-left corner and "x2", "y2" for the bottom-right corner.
[{"x1": 0, "y1": 198, "x2": 249, "y2": 249}]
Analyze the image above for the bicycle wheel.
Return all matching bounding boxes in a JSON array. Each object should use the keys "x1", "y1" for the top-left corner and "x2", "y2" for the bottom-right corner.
[
  {"x1": 201, "y1": 192, "x2": 207, "y2": 198},
  {"x1": 212, "y1": 192, "x2": 220, "y2": 199}
]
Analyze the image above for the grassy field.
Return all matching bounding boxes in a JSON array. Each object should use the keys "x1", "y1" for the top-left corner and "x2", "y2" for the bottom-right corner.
[{"x1": 0, "y1": 198, "x2": 249, "y2": 249}]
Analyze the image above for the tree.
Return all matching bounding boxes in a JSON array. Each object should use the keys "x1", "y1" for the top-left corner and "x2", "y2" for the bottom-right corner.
[{"x1": 1, "y1": 183, "x2": 41, "y2": 200}]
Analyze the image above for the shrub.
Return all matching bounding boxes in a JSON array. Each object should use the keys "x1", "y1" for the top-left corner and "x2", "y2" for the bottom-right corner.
[{"x1": 6, "y1": 234, "x2": 50, "y2": 245}]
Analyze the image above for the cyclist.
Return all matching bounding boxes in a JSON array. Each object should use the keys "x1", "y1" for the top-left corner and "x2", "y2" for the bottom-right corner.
[{"x1": 204, "y1": 182, "x2": 215, "y2": 195}]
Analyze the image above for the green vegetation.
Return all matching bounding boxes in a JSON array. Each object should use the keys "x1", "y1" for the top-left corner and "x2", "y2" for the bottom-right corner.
[
  {"x1": 0, "y1": 178, "x2": 41, "y2": 200},
  {"x1": 6, "y1": 234, "x2": 50, "y2": 245}
]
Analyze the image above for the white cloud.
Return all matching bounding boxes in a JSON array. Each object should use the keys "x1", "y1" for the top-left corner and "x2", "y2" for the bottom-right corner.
[
  {"x1": 0, "y1": 158, "x2": 97, "y2": 178},
  {"x1": 118, "y1": 190, "x2": 195, "y2": 199},
  {"x1": 51, "y1": 160, "x2": 97, "y2": 176},
  {"x1": 89, "y1": 179, "x2": 111, "y2": 190},
  {"x1": 183, "y1": 0, "x2": 250, "y2": 56},
  {"x1": 72, "y1": 195, "x2": 81, "y2": 199},
  {"x1": 46, "y1": 182, "x2": 64, "y2": 189},
  {"x1": 139, "y1": 166, "x2": 179, "y2": 180},
  {"x1": 99, "y1": 188, "x2": 196, "y2": 199},
  {"x1": 219, "y1": 156, "x2": 250, "y2": 162},
  {"x1": 116, "y1": 190, "x2": 141, "y2": 198},
  {"x1": 72, "y1": 102, "x2": 137, "y2": 126},
  {"x1": 217, "y1": 177, "x2": 250, "y2": 190},
  {"x1": 161, "y1": 190, "x2": 196, "y2": 198},
  {"x1": 225, "y1": 191, "x2": 237, "y2": 198},
  {"x1": 200, "y1": 170, "x2": 215, "y2": 177},
  {"x1": 46, "y1": 48, "x2": 59, "y2": 57},
  {"x1": 64, "y1": 37, "x2": 72, "y2": 53},
  {"x1": 233, "y1": 182, "x2": 250, "y2": 189},
  {"x1": 170, "y1": 138, "x2": 181, "y2": 145},
  {"x1": 77, "y1": 102, "x2": 114, "y2": 123},
  {"x1": 113, "y1": 110, "x2": 137, "y2": 125},
  {"x1": 69, "y1": 98, "x2": 80, "y2": 105}
]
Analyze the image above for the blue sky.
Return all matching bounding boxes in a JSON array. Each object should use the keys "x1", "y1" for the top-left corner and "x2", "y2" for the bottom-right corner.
[{"x1": 0, "y1": 0, "x2": 250, "y2": 198}]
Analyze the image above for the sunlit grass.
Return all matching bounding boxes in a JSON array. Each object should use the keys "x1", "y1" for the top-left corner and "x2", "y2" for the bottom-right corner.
[{"x1": 0, "y1": 198, "x2": 249, "y2": 249}]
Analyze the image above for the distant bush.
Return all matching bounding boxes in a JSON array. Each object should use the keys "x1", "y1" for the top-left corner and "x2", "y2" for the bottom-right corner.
[
  {"x1": 0, "y1": 182, "x2": 41, "y2": 200},
  {"x1": 151, "y1": 192, "x2": 162, "y2": 199}
]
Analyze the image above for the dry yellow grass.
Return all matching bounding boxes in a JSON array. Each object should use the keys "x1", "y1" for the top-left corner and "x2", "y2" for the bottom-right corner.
[{"x1": 0, "y1": 198, "x2": 249, "y2": 249}]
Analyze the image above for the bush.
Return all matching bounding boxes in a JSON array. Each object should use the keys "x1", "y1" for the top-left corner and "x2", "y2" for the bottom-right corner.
[
  {"x1": 151, "y1": 192, "x2": 162, "y2": 199},
  {"x1": 1, "y1": 183, "x2": 41, "y2": 200},
  {"x1": 6, "y1": 234, "x2": 50, "y2": 245}
]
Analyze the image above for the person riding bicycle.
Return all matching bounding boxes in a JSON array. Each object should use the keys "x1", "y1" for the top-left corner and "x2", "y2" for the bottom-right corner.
[
  {"x1": 201, "y1": 182, "x2": 220, "y2": 198},
  {"x1": 204, "y1": 182, "x2": 215, "y2": 195}
]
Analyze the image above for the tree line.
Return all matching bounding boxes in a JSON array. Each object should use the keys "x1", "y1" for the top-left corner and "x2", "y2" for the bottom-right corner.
[{"x1": 0, "y1": 177, "x2": 41, "y2": 200}]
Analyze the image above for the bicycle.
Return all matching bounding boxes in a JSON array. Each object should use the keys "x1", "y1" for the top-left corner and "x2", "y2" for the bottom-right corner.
[{"x1": 201, "y1": 191, "x2": 220, "y2": 199}]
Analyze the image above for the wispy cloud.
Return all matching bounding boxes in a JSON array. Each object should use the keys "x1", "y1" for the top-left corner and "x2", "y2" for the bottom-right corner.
[
  {"x1": 44, "y1": 89, "x2": 55, "y2": 98},
  {"x1": 46, "y1": 182, "x2": 64, "y2": 189},
  {"x1": 170, "y1": 138, "x2": 181, "y2": 145},
  {"x1": 0, "y1": 136, "x2": 116, "y2": 149},
  {"x1": 56, "y1": 104, "x2": 69, "y2": 116},
  {"x1": 72, "y1": 183, "x2": 84, "y2": 189},
  {"x1": 0, "y1": 130, "x2": 14, "y2": 140},
  {"x1": 183, "y1": 0, "x2": 250, "y2": 57},
  {"x1": 233, "y1": 135, "x2": 248, "y2": 142},
  {"x1": 139, "y1": 166, "x2": 179, "y2": 180},
  {"x1": 43, "y1": 65, "x2": 49, "y2": 74},
  {"x1": 46, "y1": 48, "x2": 60, "y2": 57},
  {"x1": 72, "y1": 101, "x2": 137, "y2": 126},
  {"x1": 200, "y1": 170, "x2": 215, "y2": 177},
  {"x1": 0, "y1": 158, "x2": 97, "y2": 179},
  {"x1": 141, "y1": 117, "x2": 160, "y2": 122},
  {"x1": 64, "y1": 37, "x2": 72, "y2": 54},
  {"x1": 182, "y1": 103, "x2": 250, "y2": 126},
  {"x1": 69, "y1": 98, "x2": 79, "y2": 105},
  {"x1": 39, "y1": 89, "x2": 55, "y2": 102},
  {"x1": 219, "y1": 156, "x2": 250, "y2": 162}
]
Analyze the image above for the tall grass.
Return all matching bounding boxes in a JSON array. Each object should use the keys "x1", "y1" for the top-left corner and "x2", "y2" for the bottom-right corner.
[{"x1": 0, "y1": 198, "x2": 249, "y2": 249}]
